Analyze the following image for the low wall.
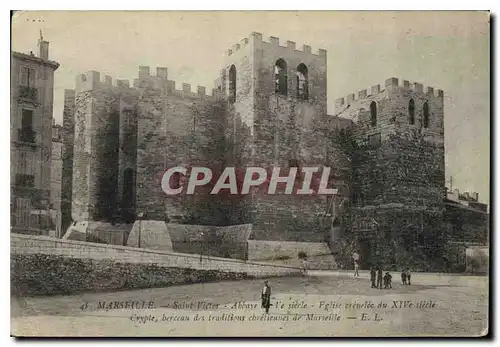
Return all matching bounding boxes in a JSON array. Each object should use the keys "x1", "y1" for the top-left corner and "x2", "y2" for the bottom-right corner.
[
  {"x1": 127, "y1": 220, "x2": 173, "y2": 251},
  {"x1": 247, "y1": 240, "x2": 337, "y2": 270},
  {"x1": 11, "y1": 254, "x2": 250, "y2": 297},
  {"x1": 167, "y1": 223, "x2": 252, "y2": 259},
  {"x1": 247, "y1": 240, "x2": 332, "y2": 260},
  {"x1": 63, "y1": 221, "x2": 132, "y2": 245},
  {"x1": 11, "y1": 234, "x2": 300, "y2": 296},
  {"x1": 466, "y1": 246, "x2": 489, "y2": 274}
]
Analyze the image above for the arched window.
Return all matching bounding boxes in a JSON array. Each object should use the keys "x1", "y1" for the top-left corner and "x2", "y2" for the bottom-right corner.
[
  {"x1": 123, "y1": 168, "x2": 135, "y2": 207},
  {"x1": 228, "y1": 65, "x2": 236, "y2": 104},
  {"x1": 409, "y1": 99, "x2": 415, "y2": 125},
  {"x1": 370, "y1": 101, "x2": 377, "y2": 127},
  {"x1": 423, "y1": 102, "x2": 430, "y2": 128},
  {"x1": 296, "y1": 63, "x2": 309, "y2": 100},
  {"x1": 275, "y1": 58, "x2": 288, "y2": 96}
]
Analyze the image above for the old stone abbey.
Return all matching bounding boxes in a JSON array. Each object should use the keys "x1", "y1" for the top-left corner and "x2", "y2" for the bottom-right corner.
[{"x1": 57, "y1": 32, "x2": 487, "y2": 270}]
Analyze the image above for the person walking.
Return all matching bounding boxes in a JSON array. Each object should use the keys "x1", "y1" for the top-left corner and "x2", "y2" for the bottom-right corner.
[
  {"x1": 354, "y1": 261, "x2": 360, "y2": 277},
  {"x1": 261, "y1": 280, "x2": 272, "y2": 314},
  {"x1": 377, "y1": 267, "x2": 383, "y2": 289},
  {"x1": 370, "y1": 266, "x2": 377, "y2": 288}
]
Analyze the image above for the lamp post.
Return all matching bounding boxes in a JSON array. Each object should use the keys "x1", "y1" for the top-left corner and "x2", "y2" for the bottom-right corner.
[{"x1": 199, "y1": 231, "x2": 205, "y2": 263}]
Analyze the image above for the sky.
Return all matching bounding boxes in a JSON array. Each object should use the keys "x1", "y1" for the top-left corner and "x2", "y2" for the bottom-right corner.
[{"x1": 11, "y1": 11, "x2": 490, "y2": 205}]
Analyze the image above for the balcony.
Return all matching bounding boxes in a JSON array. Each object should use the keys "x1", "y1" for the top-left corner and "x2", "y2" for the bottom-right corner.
[
  {"x1": 17, "y1": 128, "x2": 37, "y2": 144},
  {"x1": 18, "y1": 85, "x2": 38, "y2": 101}
]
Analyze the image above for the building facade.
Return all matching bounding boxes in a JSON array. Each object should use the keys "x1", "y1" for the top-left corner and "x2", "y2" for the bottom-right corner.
[
  {"x1": 334, "y1": 77, "x2": 447, "y2": 269},
  {"x1": 60, "y1": 32, "x2": 488, "y2": 269},
  {"x1": 51, "y1": 121, "x2": 63, "y2": 237},
  {"x1": 11, "y1": 34, "x2": 59, "y2": 235}
]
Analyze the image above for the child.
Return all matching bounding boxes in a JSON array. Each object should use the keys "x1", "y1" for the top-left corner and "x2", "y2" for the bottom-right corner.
[
  {"x1": 384, "y1": 272, "x2": 392, "y2": 289},
  {"x1": 406, "y1": 268, "x2": 412, "y2": 285}
]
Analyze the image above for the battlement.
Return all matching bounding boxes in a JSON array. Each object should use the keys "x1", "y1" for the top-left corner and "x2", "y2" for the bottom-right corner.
[
  {"x1": 132, "y1": 66, "x2": 213, "y2": 99},
  {"x1": 74, "y1": 67, "x2": 216, "y2": 101},
  {"x1": 163, "y1": 80, "x2": 213, "y2": 100},
  {"x1": 226, "y1": 32, "x2": 327, "y2": 58},
  {"x1": 136, "y1": 65, "x2": 170, "y2": 80},
  {"x1": 334, "y1": 77, "x2": 444, "y2": 109},
  {"x1": 74, "y1": 70, "x2": 136, "y2": 94}
]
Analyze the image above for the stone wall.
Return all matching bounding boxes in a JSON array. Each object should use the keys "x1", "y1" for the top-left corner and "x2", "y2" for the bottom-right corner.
[
  {"x1": 444, "y1": 203, "x2": 489, "y2": 244},
  {"x1": 116, "y1": 89, "x2": 139, "y2": 222},
  {"x1": 61, "y1": 89, "x2": 75, "y2": 232},
  {"x1": 332, "y1": 77, "x2": 447, "y2": 271},
  {"x1": 347, "y1": 206, "x2": 447, "y2": 270},
  {"x1": 337, "y1": 77, "x2": 445, "y2": 209},
  {"x1": 72, "y1": 72, "x2": 121, "y2": 222},
  {"x1": 11, "y1": 233, "x2": 300, "y2": 278},
  {"x1": 247, "y1": 240, "x2": 328, "y2": 259},
  {"x1": 465, "y1": 246, "x2": 489, "y2": 274},
  {"x1": 133, "y1": 67, "x2": 224, "y2": 224},
  {"x1": 222, "y1": 33, "x2": 348, "y2": 242},
  {"x1": 11, "y1": 253, "x2": 251, "y2": 297}
]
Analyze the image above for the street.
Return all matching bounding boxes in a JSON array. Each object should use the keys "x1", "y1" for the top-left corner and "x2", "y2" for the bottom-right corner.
[{"x1": 11, "y1": 271, "x2": 488, "y2": 337}]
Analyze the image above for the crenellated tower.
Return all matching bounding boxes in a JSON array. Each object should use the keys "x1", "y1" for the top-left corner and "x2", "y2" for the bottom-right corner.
[
  {"x1": 335, "y1": 77, "x2": 446, "y2": 268},
  {"x1": 72, "y1": 71, "x2": 121, "y2": 222},
  {"x1": 223, "y1": 33, "x2": 349, "y2": 241}
]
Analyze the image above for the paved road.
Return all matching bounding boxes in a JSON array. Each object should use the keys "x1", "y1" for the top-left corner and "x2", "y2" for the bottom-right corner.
[{"x1": 11, "y1": 271, "x2": 488, "y2": 337}]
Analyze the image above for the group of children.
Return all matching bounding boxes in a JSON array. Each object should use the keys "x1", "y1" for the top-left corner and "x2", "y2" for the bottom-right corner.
[
  {"x1": 368, "y1": 266, "x2": 413, "y2": 289},
  {"x1": 369, "y1": 266, "x2": 393, "y2": 289},
  {"x1": 401, "y1": 268, "x2": 412, "y2": 285}
]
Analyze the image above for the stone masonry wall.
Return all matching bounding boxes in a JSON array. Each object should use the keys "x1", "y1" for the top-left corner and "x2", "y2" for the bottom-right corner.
[
  {"x1": 61, "y1": 89, "x2": 75, "y2": 231},
  {"x1": 135, "y1": 74, "x2": 168, "y2": 220},
  {"x1": 117, "y1": 88, "x2": 139, "y2": 222},
  {"x1": 227, "y1": 33, "x2": 347, "y2": 242},
  {"x1": 134, "y1": 67, "x2": 224, "y2": 224},
  {"x1": 71, "y1": 90, "x2": 93, "y2": 221},
  {"x1": 335, "y1": 77, "x2": 446, "y2": 270},
  {"x1": 93, "y1": 88, "x2": 120, "y2": 220},
  {"x1": 337, "y1": 78, "x2": 445, "y2": 209},
  {"x1": 11, "y1": 233, "x2": 300, "y2": 278}
]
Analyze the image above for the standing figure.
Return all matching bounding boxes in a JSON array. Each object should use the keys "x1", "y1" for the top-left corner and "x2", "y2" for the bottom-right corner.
[
  {"x1": 406, "y1": 268, "x2": 412, "y2": 285},
  {"x1": 377, "y1": 267, "x2": 383, "y2": 289},
  {"x1": 384, "y1": 272, "x2": 392, "y2": 289},
  {"x1": 261, "y1": 280, "x2": 272, "y2": 314},
  {"x1": 300, "y1": 258, "x2": 309, "y2": 275},
  {"x1": 354, "y1": 261, "x2": 360, "y2": 277},
  {"x1": 401, "y1": 269, "x2": 407, "y2": 285},
  {"x1": 370, "y1": 266, "x2": 377, "y2": 288}
]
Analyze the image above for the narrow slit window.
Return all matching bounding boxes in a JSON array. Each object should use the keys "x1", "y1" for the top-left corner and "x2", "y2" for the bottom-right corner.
[
  {"x1": 370, "y1": 101, "x2": 377, "y2": 127},
  {"x1": 409, "y1": 99, "x2": 415, "y2": 125},
  {"x1": 423, "y1": 102, "x2": 430, "y2": 128},
  {"x1": 228, "y1": 65, "x2": 236, "y2": 104}
]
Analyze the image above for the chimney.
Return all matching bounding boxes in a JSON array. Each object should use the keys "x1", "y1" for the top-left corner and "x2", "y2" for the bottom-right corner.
[{"x1": 37, "y1": 30, "x2": 49, "y2": 60}]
